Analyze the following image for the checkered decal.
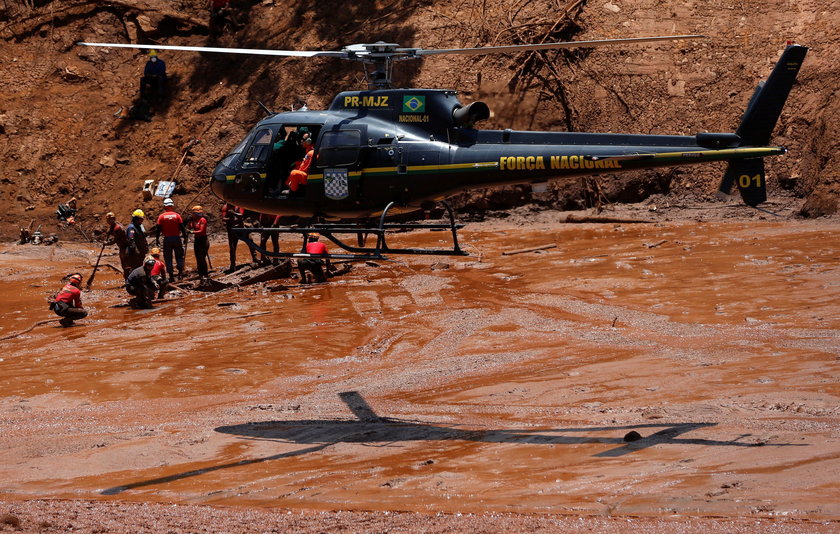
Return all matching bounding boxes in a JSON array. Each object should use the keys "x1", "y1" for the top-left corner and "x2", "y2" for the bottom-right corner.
[{"x1": 324, "y1": 168, "x2": 349, "y2": 200}]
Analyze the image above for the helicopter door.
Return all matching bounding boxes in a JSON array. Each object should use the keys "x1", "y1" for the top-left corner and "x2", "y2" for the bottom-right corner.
[
  {"x1": 394, "y1": 141, "x2": 439, "y2": 204},
  {"x1": 317, "y1": 127, "x2": 366, "y2": 201}
]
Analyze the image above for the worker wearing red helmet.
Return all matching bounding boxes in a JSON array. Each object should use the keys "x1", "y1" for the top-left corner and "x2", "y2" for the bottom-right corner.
[
  {"x1": 50, "y1": 273, "x2": 88, "y2": 327},
  {"x1": 149, "y1": 247, "x2": 169, "y2": 298}
]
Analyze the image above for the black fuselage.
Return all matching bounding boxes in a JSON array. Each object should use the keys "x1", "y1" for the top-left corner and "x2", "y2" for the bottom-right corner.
[{"x1": 210, "y1": 88, "x2": 782, "y2": 217}]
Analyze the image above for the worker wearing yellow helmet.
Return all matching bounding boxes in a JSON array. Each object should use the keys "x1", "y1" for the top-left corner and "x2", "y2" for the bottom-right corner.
[
  {"x1": 124, "y1": 208, "x2": 149, "y2": 275},
  {"x1": 141, "y1": 48, "x2": 166, "y2": 99}
]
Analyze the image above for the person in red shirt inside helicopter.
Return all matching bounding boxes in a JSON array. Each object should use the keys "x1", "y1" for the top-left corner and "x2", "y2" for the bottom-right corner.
[{"x1": 50, "y1": 273, "x2": 88, "y2": 327}]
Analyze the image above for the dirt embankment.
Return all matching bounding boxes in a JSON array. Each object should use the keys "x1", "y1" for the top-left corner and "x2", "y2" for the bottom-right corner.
[{"x1": 1, "y1": 0, "x2": 839, "y2": 240}]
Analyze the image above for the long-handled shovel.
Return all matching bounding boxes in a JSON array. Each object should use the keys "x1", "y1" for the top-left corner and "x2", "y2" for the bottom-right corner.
[{"x1": 85, "y1": 239, "x2": 108, "y2": 290}]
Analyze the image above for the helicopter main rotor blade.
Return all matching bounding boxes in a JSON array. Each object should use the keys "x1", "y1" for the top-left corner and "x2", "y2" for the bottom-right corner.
[
  {"x1": 408, "y1": 35, "x2": 706, "y2": 57},
  {"x1": 76, "y1": 42, "x2": 347, "y2": 58}
]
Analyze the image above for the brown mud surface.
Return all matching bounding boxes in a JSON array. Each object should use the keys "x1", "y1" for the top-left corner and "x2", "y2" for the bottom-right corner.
[{"x1": 1, "y1": 208, "x2": 838, "y2": 532}]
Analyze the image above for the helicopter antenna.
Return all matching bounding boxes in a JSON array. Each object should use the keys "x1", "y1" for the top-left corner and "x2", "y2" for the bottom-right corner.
[
  {"x1": 257, "y1": 101, "x2": 274, "y2": 116},
  {"x1": 77, "y1": 35, "x2": 705, "y2": 90}
]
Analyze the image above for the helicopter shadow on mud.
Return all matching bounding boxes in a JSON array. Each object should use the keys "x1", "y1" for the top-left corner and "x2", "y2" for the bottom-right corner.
[{"x1": 101, "y1": 391, "x2": 803, "y2": 496}]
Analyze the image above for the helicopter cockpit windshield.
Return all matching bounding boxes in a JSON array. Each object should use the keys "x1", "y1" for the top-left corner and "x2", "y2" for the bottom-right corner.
[{"x1": 241, "y1": 128, "x2": 275, "y2": 170}]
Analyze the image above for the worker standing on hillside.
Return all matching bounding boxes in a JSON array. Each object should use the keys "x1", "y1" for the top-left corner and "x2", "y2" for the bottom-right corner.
[
  {"x1": 104, "y1": 212, "x2": 129, "y2": 277},
  {"x1": 187, "y1": 205, "x2": 210, "y2": 280},
  {"x1": 140, "y1": 49, "x2": 166, "y2": 100},
  {"x1": 221, "y1": 203, "x2": 256, "y2": 273},
  {"x1": 125, "y1": 209, "x2": 149, "y2": 276},
  {"x1": 50, "y1": 273, "x2": 88, "y2": 327},
  {"x1": 155, "y1": 198, "x2": 188, "y2": 282}
]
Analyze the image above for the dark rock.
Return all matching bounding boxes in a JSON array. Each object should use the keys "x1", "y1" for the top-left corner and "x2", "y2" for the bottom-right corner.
[{"x1": 623, "y1": 430, "x2": 642, "y2": 442}]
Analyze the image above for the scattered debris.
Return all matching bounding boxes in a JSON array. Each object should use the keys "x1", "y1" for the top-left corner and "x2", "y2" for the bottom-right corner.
[
  {"x1": 0, "y1": 319, "x2": 57, "y2": 341},
  {"x1": 645, "y1": 240, "x2": 668, "y2": 248},
  {"x1": 502, "y1": 244, "x2": 556, "y2": 256},
  {"x1": 231, "y1": 311, "x2": 272, "y2": 319},
  {"x1": 564, "y1": 214, "x2": 653, "y2": 224}
]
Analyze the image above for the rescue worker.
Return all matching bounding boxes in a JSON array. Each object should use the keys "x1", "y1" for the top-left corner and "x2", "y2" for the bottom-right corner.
[
  {"x1": 56, "y1": 197, "x2": 77, "y2": 225},
  {"x1": 298, "y1": 233, "x2": 332, "y2": 284},
  {"x1": 140, "y1": 49, "x2": 166, "y2": 100},
  {"x1": 265, "y1": 127, "x2": 288, "y2": 195},
  {"x1": 125, "y1": 258, "x2": 157, "y2": 309},
  {"x1": 221, "y1": 203, "x2": 256, "y2": 273},
  {"x1": 209, "y1": 0, "x2": 241, "y2": 35},
  {"x1": 285, "y1": 136, "x2": 315, "y2": 194},
  {"x1": 50, "y1": 273, "x2": 88, "y2": 327},
  {"x1": 104, "y1": 212, "x2": 130, "y2": 277},
  {"x1": 155, "y1": 198, "x2": 188, "y2": 282},
  {"x1": 125, "y1": 209, "x2": 149, "y2": 274},
  {"x1": 149, "y1": 247, "x2": 169, "y2": 298},
  {"x1": 258, "y1": 212, "x2": 281, "y2": 265},
  {"x1": 187, "y1": 205, "x2": 210, "y2": 279}
]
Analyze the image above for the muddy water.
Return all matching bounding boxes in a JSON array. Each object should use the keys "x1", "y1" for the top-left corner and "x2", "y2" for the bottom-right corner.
[{"x1": 1, "y1": 219, "x2": 838, "y2": 521}]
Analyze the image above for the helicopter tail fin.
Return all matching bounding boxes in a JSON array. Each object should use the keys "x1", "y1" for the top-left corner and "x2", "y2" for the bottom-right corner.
[
  {"x1": 718, "y1": 158, "x2": 766, "y2": 207},
  {"x1": 735, "y1": 44, "x2": 807, "y2": 147},
  {"x1": 717, "y1": 44, "x2": 806, "y2": 206}
]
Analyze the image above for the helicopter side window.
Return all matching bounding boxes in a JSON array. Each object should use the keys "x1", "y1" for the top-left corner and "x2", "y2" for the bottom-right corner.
[
  {"x1": 317, "y1": 130, "x2": 361, "y2": 167},
  {"x1": 241, "y1": 128, "x2": 274, "y2": 169}
]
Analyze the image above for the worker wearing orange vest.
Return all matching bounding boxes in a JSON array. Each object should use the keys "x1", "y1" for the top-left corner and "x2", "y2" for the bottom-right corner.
[{"x1": 285, "y1": 137, "x2": 315, "y2": 193}]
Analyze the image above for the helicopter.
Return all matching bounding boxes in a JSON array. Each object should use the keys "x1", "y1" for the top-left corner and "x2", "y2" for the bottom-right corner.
[{"x1": 77, "y1": 37, "x2": 808, "y2": 260}]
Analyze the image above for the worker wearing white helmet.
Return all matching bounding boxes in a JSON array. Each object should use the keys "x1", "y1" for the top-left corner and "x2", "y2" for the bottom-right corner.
[{"x1": 154, "y1": 197, "x2": 187, "y2": 281}]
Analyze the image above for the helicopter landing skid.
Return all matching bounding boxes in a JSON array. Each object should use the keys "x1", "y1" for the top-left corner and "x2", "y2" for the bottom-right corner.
[{"x1": 232, "y1": 201, "x2": 468, "y2": 261}]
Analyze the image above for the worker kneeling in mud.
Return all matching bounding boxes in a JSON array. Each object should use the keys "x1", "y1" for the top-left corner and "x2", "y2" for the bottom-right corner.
[
  {"x1": 50, "y1": 273, "x2": 88, "y2": 327},
  {"x1": 125, "y1": 258, "x2": 158, "y2": 309},
  {"x1": 298, "y1": 233, "x2": 333, "y2": 284},
  {"x1": 148, "y1": 247, "x2": 169, "y2": 298}
]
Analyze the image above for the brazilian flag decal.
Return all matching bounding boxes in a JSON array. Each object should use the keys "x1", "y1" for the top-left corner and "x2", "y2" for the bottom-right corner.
[{"x1": 402, "y1": 95, "x2": 426, "y2": 113}]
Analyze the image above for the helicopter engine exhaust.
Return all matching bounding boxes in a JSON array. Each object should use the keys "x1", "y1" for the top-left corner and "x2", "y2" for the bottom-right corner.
[{"x1": 453, "y1": 101, "x2": 490, "y2": 127}]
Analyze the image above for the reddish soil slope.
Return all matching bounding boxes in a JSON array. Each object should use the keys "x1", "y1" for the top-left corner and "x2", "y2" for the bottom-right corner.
[{"x1": 1, "y1": 0, "x2": 838, "y2": 240}]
